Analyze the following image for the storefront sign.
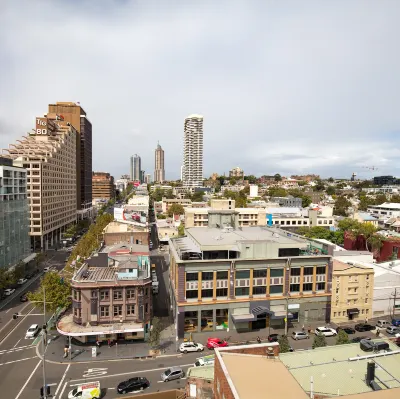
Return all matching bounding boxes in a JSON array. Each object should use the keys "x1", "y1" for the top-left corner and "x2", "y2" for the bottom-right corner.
[{"x1": 288, "y1": 304, "x2": 300, "y2": 310}]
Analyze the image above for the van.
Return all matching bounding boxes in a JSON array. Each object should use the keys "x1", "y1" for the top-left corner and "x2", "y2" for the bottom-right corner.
[
  {"x1": 376, "y1": 320, "x2": 391, "y2": 329},
  {"x1": 68, "y1": 381, "x2": 100, "y2": 399},
  {"x1": 194, "y1": 354, "x2": 215, "y2": 367}
]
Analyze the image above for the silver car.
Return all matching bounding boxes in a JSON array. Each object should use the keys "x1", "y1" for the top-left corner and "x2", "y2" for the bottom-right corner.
[
  {"x1": 161, "y1": 367, "x2": 184, "y2": 382},
  {"x1": 292, "y1": 331, "x2": 309, "y2": 340},
  {"x1": 386, "y1": 326, "x2": 400, "y2": 335}
]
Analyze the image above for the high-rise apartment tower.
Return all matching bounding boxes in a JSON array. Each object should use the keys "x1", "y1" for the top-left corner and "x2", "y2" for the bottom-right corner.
[
  {"x1": 130, "y1": 156, "x2": 134, "y2": 181},
  {"x1": 133, "y1": 154, "x2": 141, "y2": 182},
  {"x1": 182, "y1": 114, "x2": 203, "y2": 187},
  {"x1": 154, "y1": 142, "x2": 165, "y2": 183}
]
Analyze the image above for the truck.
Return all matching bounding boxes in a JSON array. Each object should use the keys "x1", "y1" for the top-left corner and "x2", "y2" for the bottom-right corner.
[
  {"x1": 152, "y1": 280, "x2": 159, "y2": 294},
  {"x1": 194, "y1": 354, "x2": 215, "y2": 367},
  {"x1": 68, "y1": 381, "x2": 101, "y2": 399}
]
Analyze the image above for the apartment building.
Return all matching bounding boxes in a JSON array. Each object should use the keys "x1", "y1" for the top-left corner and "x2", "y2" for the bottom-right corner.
[
  {"x1": 3, "y1": 114, "x2": 77, "y2": 250},
  {"x1": 57, "y1": 244, "x2": 152, "y2": 343},
  {"x1": 271, "y1": 195, "x2": 302, "y2": 207},
  {"x1": 92, "y1": 172, "x2": 115, "y2": 200},
  {"x1": 103, "y1": 221, "x2": 149, "y2": 246},
  {"x1": 154, "y1": 142, "x2": 165, "y2": 183},
  {"x1": 169, "y1": 226, "x2": 332, "y2": 337},
  {"x1": 162, "y1": 198, "x2": 192, "y2": 214},
  {"x1": 229, "y1": 167, "x2": 244, "y2": 178},
  {"x1": 0, "y1": 157, "x2": 30, "y2": 268},
  {"x1": 367, "y1": 202, "x2": 400, "y2": 225},
  {"x1": 330, "y1": 260, "x2": 374, "y2": 323},
  {"x1": 48, "y1": 102, "x2": 92, "y2": 219}
]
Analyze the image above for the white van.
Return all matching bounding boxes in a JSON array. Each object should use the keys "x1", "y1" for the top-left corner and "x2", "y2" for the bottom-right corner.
[
  {"x1": 194, "y1": 354, "x2": 215, "y2": 367},
  {"x1": 376, "y1": 320, "x2": 391, "y2": 329},
  {"x1": 68, "y1": 381, "x2": 101, "y2": 399}
]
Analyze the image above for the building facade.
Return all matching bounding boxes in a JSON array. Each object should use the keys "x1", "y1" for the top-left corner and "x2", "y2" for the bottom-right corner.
[
  {"x1": 330, "y1": 260, "x2": 374, "y2": 323},
  {"x1": 373, "y1": 175, "x2": 400, "y2": 186},
  {"x1": 154, "y1": 142, "x2": 165, "y2": 183},
  {"x1": 271, "y1": 196, "x2": 302, "y2": 208},
  {"x1": 169, "y1": 226, "x2": 332, "y2": 338},
  {"x1": 133, "y1": 154, "x2": 141, "y2": 182},
  {"x1": 229, "y1": 167, "x2": 244, "y2": 179},
  {"x1": 92, "y1": 172, "x2": 115, "y2": 200},
  {"x1": 48, "y1": 102, "x2": 92, "y2": 219},
  {"x1": 183, "y1": 114, "x2": 203, "y2": 188},
  {"x1": 0, "y1": 157, "x2": 30, "y2": 268},
  {"x1": 3, "y1": 114, "x2": 77, "y2": 250}
]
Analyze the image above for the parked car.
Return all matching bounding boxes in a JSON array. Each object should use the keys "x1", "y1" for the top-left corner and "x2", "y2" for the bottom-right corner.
[
  {"x1": 206, "y1": 338, "x2": 228, "y2": 349},
  {"x1": 4, "y1": 288, "x2": 15, "y2": 296},
  {"x1": 43, "y1": 267, "x2": 51, "y2": 272},
  {"x1": 354, "y1": 323, "x2": 375, "y2": 332},
  {"x1": 25, "y1": 324, "x2": 40, "y2": 338},
  {"x1": 392, "y1": 319, "x2": 400, "y2": 327},
  {"x1": 17, "y1": 278, "x2": 27, "y2": 285},
  {"x1": 160, "y1": 367, "x2": 184, "y2": 382},
  {"x1": 268, "y1": 334, "x2": 279, "y2": 342},
  {"x1": 336, "y1": 326, "x2": 356, "y2": 334},
  {"x1": 179, "y1": 342, "x2": 204, "y2": 353},
  {"x1": 117, "y1": 377, "x2": 150, "y2": 394},
  {"x1": 351, "y1": 336, "x2": 371, "y2": 343},
  {"x1": 376, "y1": 320, "x2": 391, "y2": 329},
  {"x1": 315, "y1": 327, "x2": 337, "y2": 337},
  {"x1": 292, "y1": 331, "x2": 309, "y2": 340},
  {"x1": 386, "y1": 326, "x2": 400, "y2": 335},
  {"x1": 25, "y1": 273, "x2": 34, "y2": 279},
  {"x1": 20, "y1": 294, "x2": 28, "y2": 302}
]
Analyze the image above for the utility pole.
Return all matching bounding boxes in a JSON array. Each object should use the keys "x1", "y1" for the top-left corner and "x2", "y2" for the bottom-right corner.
[
  {"x1": 393, "y1": 288, "x2": 398, "y2": 318},
  {"x1": 42, "y1": 285, "x2": 48, "y2": 399},
  {"x1": 285, "y1": 258, "x2": 291, "y2": 336}
]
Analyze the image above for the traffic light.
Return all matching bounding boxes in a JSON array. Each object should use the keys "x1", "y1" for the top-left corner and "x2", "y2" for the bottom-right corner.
[
  {"x1": 12, "y1": 313, "x2": 18, "y2": 320},
  {"x1": 40, "y1": 385, "x2": 50, "y2": 398}
]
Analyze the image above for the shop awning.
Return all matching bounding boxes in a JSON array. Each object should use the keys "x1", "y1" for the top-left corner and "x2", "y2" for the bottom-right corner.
[
  {"x1": 347, "y1": 308, "x2": 360, "y2": 315},
  {"x1": 251, "y1": 306, "x2": 272, "y2": 317},
  {"x1": 271, "y1": 311, "x2": 293, "y2": 320},
  {"x1": 231, "y1": 314, "x2": 255, "y2": 323}
]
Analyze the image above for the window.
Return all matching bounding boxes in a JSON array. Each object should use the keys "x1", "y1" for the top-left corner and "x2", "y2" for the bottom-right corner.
[
  {"x1": 126, "y1": 305, "x2": 135, "y2": 315},
  {"x1": 145, "y1": 288, "x2": 149, "y2": 296},
  {"x1": 366, "y1": 309, "x2": 369, "y2": 314},
  {"x1": 278, "y1": 248, "x2": 300, "y2": 257},
  {"x1": 303, "y1": 267, "x2": 313, "y2": 276},
  {"x1": 290, "y1": 284, "x2": 300, "y2": 292},
  {"x1": 236, "y1": 270, "x2": 250, "y2": 279},
  {"x1": 253, "y1": 286, "x2": 266, "y2": 295},
  {"x1": 201, "y1": 289, "x2": 213, "y2": 298},
  {"x1": 113, "y1": 290, "x2": 123, "y2": 300},
  {"x1": 361, "y1": 309, "x2": 365, "y2": 314},
  {"x1": 253, "y1": 269, "x2": 267, "y2": 278},
  {"x1": 317, "y1": 282, "x2": 325, "y2": 291},
  {"x1": 365, "y1": 298, "x2": 368, "y2": 303},
  {"x1": 202, "y1": 272, "x2": 213, "y2": 281},
  {"x1": 303, "y1": 283, "x2": 313, "y2": 291},
  {"x1": 216, "y1": 288, "x2": 228, "y2": 297},
  {"x1": 186, "y1": 272, "x2": 198, "y2": 281},
  {"x1": 73, "y1": 308, "x2": 81, "y2": 318},
  {"x1": 270, "y1": 285, "x2": 283, "y2": 295},
  {"x1": 73, "y1": 290, "x2": 81, "y2": 301},
  {"x1": 100, "y1": 290, "x2": 109, "y2": 301},
  {"x1": 270, "y1": 269, "x2": 284, "y2": 277},
  {"x1": 316, "y1": 266, "x2": 326, "y2": 275},
  {"x1": 186, "y1": 290, "x2": 198, "y2": 299},
  {"x1": 100, "y1": 306, "x2": 109, "y2": 317},
  {"x1": 290, "y1": 268, "x2": 301, "y2": 276},
  {"x1": 126, "y1": 289, "x2": 135, "y2": 299},
  {"x1": 91, "y1": 290, "x2": 97, "y2": 298},
  {"x1": 336, "y1": 288, "x2": 339, "y2": 294},
  {"x1": 217, "y1": 271, "x2": 228, "y2": 279},
  {"x1": 145, "y1": 303, "x2": 148, "y2": 313},
  {"x1": 333, "y1": 312, "x2": 337, "y2": 317},
  {"x1": 235, "y1": 287, "x2": 249, "y2": 296},
  {"x1": 113, "y1": 305, "x2": 122, "y2": 317}
]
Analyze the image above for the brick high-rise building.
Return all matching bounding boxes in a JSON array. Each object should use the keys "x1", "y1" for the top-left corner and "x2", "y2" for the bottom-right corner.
[
  {"x1": 48, "y1": 102, "x2": 93, "y2": 219},
  {"x1": 154, "y1": 142, "x2": 165, "y2": 183},
  {"x1": 92, "y1": 172, "x2": 115, "y2": 200}
]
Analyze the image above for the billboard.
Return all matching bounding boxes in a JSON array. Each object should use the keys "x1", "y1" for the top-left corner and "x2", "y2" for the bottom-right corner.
[{"x1": 114, "y1": 207, "x2": 126, "y2": 221}]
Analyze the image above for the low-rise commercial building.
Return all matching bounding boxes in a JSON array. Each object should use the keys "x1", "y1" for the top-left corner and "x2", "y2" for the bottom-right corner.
[
  {"x1": 229, "y1": 167, "x2": 244, "y2": 179},
  {"x1": 367, "y1": 202, "x2": 400, "y2": 225},
  {"x1": 92, "y1": 172, "x2": 115, "y2": 200},
  {"x1": 162, "y1": 198, "x2": 192, "y2": 214},
  {"x1": 169, "y1": 226, "x2": 332, "y2": 338},
  {"x1": 103, "y1": 221, "x2": 149, "y2": 246},
  {"x1": 271, "y1": 195, "x2": 302, "y2": 208}
]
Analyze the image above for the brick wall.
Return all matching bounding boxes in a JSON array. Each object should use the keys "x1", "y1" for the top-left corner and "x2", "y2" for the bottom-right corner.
[
  {"x1": 186, "y1": 377, "x2": 214, "y2": 399},
  {"x1": 103, "y1": 231, "x2": 149, "y2": 246}
]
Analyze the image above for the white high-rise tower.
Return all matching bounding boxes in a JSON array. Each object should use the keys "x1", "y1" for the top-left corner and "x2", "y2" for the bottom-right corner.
[{"x1": 182, "y1": 114, "x2": 203, "y2": 187}]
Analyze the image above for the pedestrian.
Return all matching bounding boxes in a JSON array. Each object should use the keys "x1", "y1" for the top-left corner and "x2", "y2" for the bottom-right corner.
[
  {"x1": 64, "y1": 345, "x2": 69, "y2": 358},
  {"x1": 256, "y1": 336, "x2": 261, "y2": 344},
  {"x1": 365, "y1": 317, "x2": 368, "y2": 324},
  {"x1": 96, "y1": 340, "x2": 101, "y2": 348},
  {"x1": 108, "y1": 339, "x2": 111, "y2": 348},
  {"x1": 308, "y1": 325, "x2": 311, "y2": 334},
  {"x1": 302, "y1": 324, "x2": 305, "y2": 332},
  {"x1": 376, "y1": 328, "x2": 380, "y2": 337}
]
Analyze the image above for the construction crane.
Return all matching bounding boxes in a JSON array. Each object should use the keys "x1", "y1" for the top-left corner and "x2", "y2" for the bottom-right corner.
[
  {"x1": 363, "y1": 166, "x2": 379, "y2": 171},
  {"x1": 350, "y1": 172, "x2": 357, "y2": 181}
]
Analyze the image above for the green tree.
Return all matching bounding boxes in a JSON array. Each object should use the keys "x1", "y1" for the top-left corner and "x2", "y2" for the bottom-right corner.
[
  {"x1": 152, "y1": 187, "x2": 164, "y2": 201},
  {"x1": 366, "y1": 234, "x2": 384, "y2": 253},
  {"x1": 326, "y1": 186, "x2": 336, "y2": 196},
  {"x1": 336, "y1": 329, "x2": 350, "y2": 345},
  {"x1": 244, "y1": 175, "x2": 257, "y2": 184},
  {"x1": 274, "y1": 173, "x2": 282, "y2": 182},
  {"x1": 191, "y1": 191, "x2": 205, "y2": 202},
  {"x1": 148, "y1": 317, "x2": 163, "y2": 348},
  {"x1": 375, "y1": 194, "x2": 387, "y2": 205},
  {"x1": 312, "y1": 333, "x2": 327, "y2": 349},
  {"x1": 27, "y1": 272, "x2": 71, "y2": 313},
  {"x1": 268, "y1": 187, "x2": 288, "y2": 197},
  {"x1": 390, "y1": 194, "x2": 400, "y2": 203},
  {"x1": 168, "y1": 203, "x2": 185, "y2": 217},
  {"x1": 313, "y1": 180, "x2": 325, "y2": 192},
  {"x1": 328, "y1": 177, "x2": 334, "y2": 183},
  {"x1": 178, "y1": 224, "x2": 185, "y2": 237},
  {"x1": 164, "y1": 189, "x2": 174, "y2": 199},
  {"x1": 337, "y1": 218, "x2": 361, "y2": 232},
  {"x1": 333, "y1": 196, "x2": 352, "y2": 216},
  {"x1": 157, "y1": 214, "x2": 167, "y2": 219},
  {"x1": 278, "y1": 334, "x2": 291, "y2": 353}
]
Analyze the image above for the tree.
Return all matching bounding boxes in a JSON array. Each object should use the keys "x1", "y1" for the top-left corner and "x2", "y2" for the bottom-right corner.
[
  {"x1": 268, "y1": 187, "x2": 288, "y2": 197},
  {"x1": 366, "y1": 234, "x2": 384, "y2": 253},
  {"x1": 328, "y1": 177, "x2": 334, "y2": 183},
  {"x1": 312, "y1": 333, "x2": 327, "y2": 349},
  {"x1": 313, "y1": 180, "x2": 325, "y2": 192},
  {"x1": 288, "y1": 189, "x2": 312, "y2": 207},
  {"x1": 337, "y1": 218, "x2": 361, "y2": 232},
  {"x1": 178, "y1": 224, "x2": 185, "y2": 237},
  {"x1": 244, "y1": 175, "x2": 257, "y2": 184},
  {"x1": 278, "y1": 334, "x2": 291, "y2": 353},
  {"x1": 27, "y1": 272, "x2": 71, "y2": 313},
  {"x1": 148, "y1": 317, "x2": 162, "y2": 348},
  {"x1": 164, "y1": 189, "x2": 174, "y2": 199},
  {"x1": 168, "y1": 203, "x2": 185, "y2": 217},
  {"x1": 391, "y1": 194, "x2": 400, "y2": 203},
  {"x1": 333, "y1": 196, "x2": 352, "y2": 216},
  {"x1": 326, "y1": 186, "x2": 336, "y2": 196},
  {"x1": 191, "y1": 191, "x2": 205, "y2": 202},
  {"x1": 274, "y1": 173, "x2": 282, "y2": 182},
  {"x1": 152, "y1": 187, "x2": 164, "y2": 202},
  {"x1": 336, "y1": 330, "x2": 350, "y2": 345}
]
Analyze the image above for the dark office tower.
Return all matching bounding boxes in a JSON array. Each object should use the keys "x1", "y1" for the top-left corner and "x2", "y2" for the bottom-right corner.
[{"x1": 48, "y1": 102, "x2": 93, "y2": 219}]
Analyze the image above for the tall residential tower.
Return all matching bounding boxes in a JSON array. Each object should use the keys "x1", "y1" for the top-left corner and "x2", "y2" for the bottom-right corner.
[
  {"x1": 133, "y1": 154, "x2": 141, "y2": 182},
  {"x1": 154, "y1": 142, "x2": 165, "y2": 183},
  {"x1": 182, "y1": 114, "x2": 203, "y2": 188}
]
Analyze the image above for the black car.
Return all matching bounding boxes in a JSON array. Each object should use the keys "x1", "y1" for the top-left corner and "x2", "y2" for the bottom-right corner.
[
  {"x1": 20, "y1": 294, "x2": 28, "y2": 302},
  {"x1": 351, "y1": 336, "x2": 371, "y2": 343},
  {"x1": 117, "y1": 377, "x2": 150, "y2": 394},
  {"x1": 337, "y1": 326, "x2": 356, "y2": 334},
  {"x1": 354, "y1": 323, "x2": 375, "y2": 332},
  {"x1": 268, "y1": 334, "x2": 279, "y2": 342}
]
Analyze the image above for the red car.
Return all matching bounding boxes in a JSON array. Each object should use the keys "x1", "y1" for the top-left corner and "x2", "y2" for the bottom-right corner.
[{"x1": 206, "y1": 338, "x2": 228, "y2": 349}]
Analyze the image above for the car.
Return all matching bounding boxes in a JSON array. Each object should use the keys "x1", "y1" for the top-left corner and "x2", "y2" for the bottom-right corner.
[
  {"x1": 386, "y1": 326, "x2": 400, "y2": 335},
  {"x1": 25, "y1": 273, "x2": 34, "y2": 279},
  {"x1": 206, "y1": 338, "x2": 229, "y2": 349},
  {"x1": 392, "y1": 319, "x2": 400, "y2": 327},
  {"x1": 376, "y1": 320, "x2": 392, "y2": 329},
  {"x1": 336, "y1": 326, "x2": 356, "y2": 334},
  {"x1": 268, "y1": 334, "x2": 279, "y2": 342},
  {"x1": 4, "y1": 288, "x2": 15, "y2": 296},
  {"x1": 25, "y1": 324, "x2": 39, "y2": 338},
  {"x1": 17, "y1": 278, "x2": 27, "y2": 285},
  {"x1": 161, "y1": 367, "x2": 184, "y2": 382},
  {"x1": 292, "y1": 331, "x2": 309, "y2": 340},
  {"x1": 351, "y1": 336, "x2": 371, "y2": 343},
  {"x1": 315, "y1": 327, "x2": 337, "y2": 337},
  {"x1": 20, "y1": 294, "x2": 28, "y2": 302},
  {"x1": 179, "y1": 342, "x2": 204, "y2": 353},
  {"x1": 354, "y1": 323, "x2": 375, "y2": 332},
  {"x1": 43, "y1": 267, "x2": 51, "y2": 272},
  {"x1": 117, "y1": 377, "x2": 149, "y2": 394}
]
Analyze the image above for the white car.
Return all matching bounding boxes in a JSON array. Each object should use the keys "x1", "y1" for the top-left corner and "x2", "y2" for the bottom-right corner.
[
  {"x1": 179, "y1": 342, "x2": 204, "y2": 353},
  {"x1": 315, "y1": 327, "x2": 337, "y2": 337},
  {"x1": 4, "y1": 288, "x2": 15, "y2": 296},
  {"x1": 17, "y1": 278, "x2": 27, "y2": 285},
  {"x1": 25, "y1": 324, "x2": 39, "y2": 338},
  {"x1": 43, "y1": 267, "x2": 54, "y2": 272}
]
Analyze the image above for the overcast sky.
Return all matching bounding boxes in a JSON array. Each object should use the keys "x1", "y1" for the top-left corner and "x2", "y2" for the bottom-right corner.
[{"x1": 1, "y1": 0, "x2": 400, "y2": 180}]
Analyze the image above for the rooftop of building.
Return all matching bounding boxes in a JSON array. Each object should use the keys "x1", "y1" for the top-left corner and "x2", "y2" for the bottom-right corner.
[
  {"x1": 103, "y1": 221, "x2": 148, "y2": 234},
  {"x1": 186, "y1": 365, "x2": 214, "y2": 380},
  {"x1": 368, "y1": 202, "x2": 400, "y2": 209},
  {"x1": 333, "y1": 259, "x2": 374, "y2": 273}
]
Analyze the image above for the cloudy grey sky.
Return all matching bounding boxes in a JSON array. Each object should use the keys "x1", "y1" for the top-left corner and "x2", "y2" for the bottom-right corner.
[{"x1": 1, "y1": 0, "x2": 400, "y2": 180}]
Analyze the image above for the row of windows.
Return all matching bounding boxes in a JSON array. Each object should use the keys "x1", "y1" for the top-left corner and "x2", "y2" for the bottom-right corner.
[{"x1": 74, "y1": 289, "x2": 148, "y2": 301}]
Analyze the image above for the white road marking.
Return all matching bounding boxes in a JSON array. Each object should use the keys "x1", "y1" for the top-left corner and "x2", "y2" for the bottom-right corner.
[
  {"x1": 82, "y1": 367, "x2": 108, "y2": 378},
  {"x1": 53, "y1": 363, "x2": 70, "y2": 399},
  {"x1": 0, "y1": 345, "x2": 33, "y2": 354},
  {"x1": 0, "y1": 357, "x2": 37, "y2": 366},
  {"x1": 0, "y1": 305, "x2": 35, "y2": 343},
  {"x1": 58, "y1": 382, "x2": 68, "y2": 399},
  {"x1": 13, "y1": 338, "x2": 21, "y2": 348},
  {"x1": 14, "y1": 359, "x2": 42, "y2": 399},
  {"x1": 5, "y1": 308, "x2": 12, "y2": 314},
  {"x1": 70, "y1": 363, "x2": 193, "y2": 383},
  {"x1": 46, "y1": 383, "x2": 58, "y2": 386}
]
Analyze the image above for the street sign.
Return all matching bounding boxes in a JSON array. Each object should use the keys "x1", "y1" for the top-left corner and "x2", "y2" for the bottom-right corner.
[{"x1": 91, "y1": 347, "x2": 97, "y2": 358}]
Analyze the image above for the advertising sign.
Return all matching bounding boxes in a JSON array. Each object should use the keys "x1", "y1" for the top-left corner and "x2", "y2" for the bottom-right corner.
[{"x1": 114, "y1": 207, "x2": 126, "y2": 221}]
